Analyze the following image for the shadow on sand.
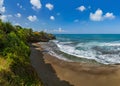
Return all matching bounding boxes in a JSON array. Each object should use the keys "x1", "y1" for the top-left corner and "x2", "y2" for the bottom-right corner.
[{"x1": 30, "y1": 44, "x2": 74, "y2": 86}]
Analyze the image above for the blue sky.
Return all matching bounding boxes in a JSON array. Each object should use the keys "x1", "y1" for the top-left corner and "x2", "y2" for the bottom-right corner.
[{"x1": 0, "y1": 0, "x2": 120, "y2": 34}]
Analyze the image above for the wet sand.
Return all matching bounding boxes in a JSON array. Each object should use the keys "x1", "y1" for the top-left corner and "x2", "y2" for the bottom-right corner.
[{"x1": 30, "y1": 43, "x2": 120, "y2": 86}]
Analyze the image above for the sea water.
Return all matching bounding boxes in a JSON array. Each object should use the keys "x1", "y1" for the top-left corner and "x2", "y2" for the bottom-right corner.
[{"x1": 41, "y1": 34, "x2": 120, "y2": 64}]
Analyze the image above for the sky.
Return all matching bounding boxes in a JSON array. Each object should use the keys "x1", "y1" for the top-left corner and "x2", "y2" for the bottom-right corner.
[{"x1": 0, "y1": 0, "x2": 120, "y2": 34}]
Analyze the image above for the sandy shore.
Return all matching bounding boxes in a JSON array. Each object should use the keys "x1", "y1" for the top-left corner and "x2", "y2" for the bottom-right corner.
[{"x1": 30, "y1": 43, "x2": 120, "y2": 86}]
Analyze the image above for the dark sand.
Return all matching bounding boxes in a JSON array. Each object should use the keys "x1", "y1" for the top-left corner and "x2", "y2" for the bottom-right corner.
[{"x1": 30, "y1": 43, "x2": 120, "y2": 86}]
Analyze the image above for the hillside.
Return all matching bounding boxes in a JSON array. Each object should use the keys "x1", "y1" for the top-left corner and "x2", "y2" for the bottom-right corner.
[{"x1": 0, "y1": 20, "x2": 55, "y2": 86}]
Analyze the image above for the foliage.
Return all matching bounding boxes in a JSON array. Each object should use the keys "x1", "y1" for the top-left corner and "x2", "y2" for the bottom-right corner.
[
  {"x1": 0, "y1": 20, "x2": 49, "y2": 86},
  {"x1": 30, "y1": 31, "x2": 56, "y2": 42}
]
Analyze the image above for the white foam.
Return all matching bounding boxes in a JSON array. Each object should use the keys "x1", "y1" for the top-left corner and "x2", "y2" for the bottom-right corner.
[
  {"x1": 101, "y1": 43, "x2": 120, "y2": 46},
  {"x1": 49, "y1": 51, "x2": 72, "y2": 62},
  {"x1": 76, "y1": 42, "x2": 120, "y2": 48},
  {"x1": 56, "y1": 43, "x2": 98, "y2": 60},
  {"x1": 54, "y1": 41, "x2": 120, "y2": 64}
]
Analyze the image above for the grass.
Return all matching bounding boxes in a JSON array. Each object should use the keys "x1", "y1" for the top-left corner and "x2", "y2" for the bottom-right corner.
[
  {"x1": 0, "y1": 55, "x2": 43, "y2": 86},
  {"x1": 0, "y1": 56, "x2": 10, "y2": 71},
  {"x1": 0, "y1": 20, "x2": 55, "y2": 86}
]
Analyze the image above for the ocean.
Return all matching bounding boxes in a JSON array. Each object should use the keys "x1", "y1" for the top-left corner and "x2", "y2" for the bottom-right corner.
[{"x1": 41, "y1": 34, "x2": 120, "y2": 64}]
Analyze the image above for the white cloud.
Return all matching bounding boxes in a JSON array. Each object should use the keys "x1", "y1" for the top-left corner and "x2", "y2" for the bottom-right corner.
[
  {"x1": 104, "y1": 12, "x2": 115, "y2": 19},
  {"x1": 45, "y1": 3, "x2": 54, "y2": 10},
  {"x1": 58, "y1": 27, "x2": 64, "y2": 32},
  {"x1": 43, "y1": 27, "x2": 65, "y2": 33},
  {"x1": 17, "y1": 3, "x2": 23, "y2": 9},
  {"x1": 0, "y1": 15, "x2": 7, "y2": 21},
  {"x1": 77, "y1": 6, "x2": 86, "y2": 12},
  {"x1": 90, "y1": 9, "x2": 115, "y2": 21},
  {"x1": 90, "y1": 9, "x2": 103, "y2": 21},
  {"x1": 30, "y1": 0, "x2": 42, "y2": 10},
  {"x1": 15, "y1": 13, "x2": 21, "y2": 18},
  {"x1": 27, "y1": 15, "x2": 37, "y2": 22},
  {"x1": 0, "y1": 0, "x2": 5, "y2": 13},
  {"x1": 50, "y1": 16, "x2": 55, "y2": 20},
  {"x1": 0, "y1": 14, "x2": 13, "y2": 21},
  {"x1": 53, "y1": 28, "x2": 65, "y2": 33}
]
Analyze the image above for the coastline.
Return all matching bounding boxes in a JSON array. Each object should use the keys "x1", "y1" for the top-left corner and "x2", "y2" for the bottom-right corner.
[{"x1": 30, "y1": 42, "x2": 120, "y2": 86}]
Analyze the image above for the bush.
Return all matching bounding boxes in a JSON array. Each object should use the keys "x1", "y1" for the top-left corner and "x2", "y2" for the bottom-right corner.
[{"x1": 0, "y1": 20, "x2": 43, "y2": 86}]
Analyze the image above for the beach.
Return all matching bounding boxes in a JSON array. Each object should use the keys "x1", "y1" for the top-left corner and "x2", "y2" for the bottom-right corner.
[{"x1": 30, "y1": 43, "x2": 120, "y2": 86}]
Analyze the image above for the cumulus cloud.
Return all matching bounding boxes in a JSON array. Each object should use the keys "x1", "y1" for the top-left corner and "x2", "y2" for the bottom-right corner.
[
  {"x1": 30, "y1": 0, "x2": 42, "y2": 10},
  {"x1": 27, "y1": 15, "x2": 37, "y2": 22},
  {"x1": 45, "y1": 3, "x2": 54, "y2": 10},
  {"x1": 90, "y1": 9, "x2": 103, "y2": 21},
  {"x1": 77, "y1": 6, "x2": 86, "y2": 12},
  {"x1": 0, "y1": 0, "x2": 5, "y2": 13},
  {"x1": 0, "y1": 15, "x2": 6, "y2": 21},
  {"x1": 15, "y1": 13, "x2": 21, "y2": 18},
  {"x1": 50, "y1": 16, "x2": 55, "y2": 20},
  {"x1": 104, "y1": 12, "x2": 115, "y2": 19},
  {"x1": 90, "y1": 9, "x2": 115, "y2": 21}
]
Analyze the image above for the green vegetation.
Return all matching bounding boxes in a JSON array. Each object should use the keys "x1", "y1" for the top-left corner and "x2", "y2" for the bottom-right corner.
[
  {"x1": 0, "y1": 20, "x2": 55, "y2": 86},
  {"x1": 30, "y1": 31, "x2": 56, "y2": 42}
]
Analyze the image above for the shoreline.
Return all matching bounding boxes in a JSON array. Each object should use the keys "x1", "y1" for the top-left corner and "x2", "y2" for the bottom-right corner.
[{"x1": 30, "y1": 42, "x2": 120, "y2": 86}]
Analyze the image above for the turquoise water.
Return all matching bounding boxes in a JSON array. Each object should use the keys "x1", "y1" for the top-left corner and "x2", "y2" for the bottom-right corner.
[{"x1": 52, "y1": 34, "x2": 120, "y2": 64}]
